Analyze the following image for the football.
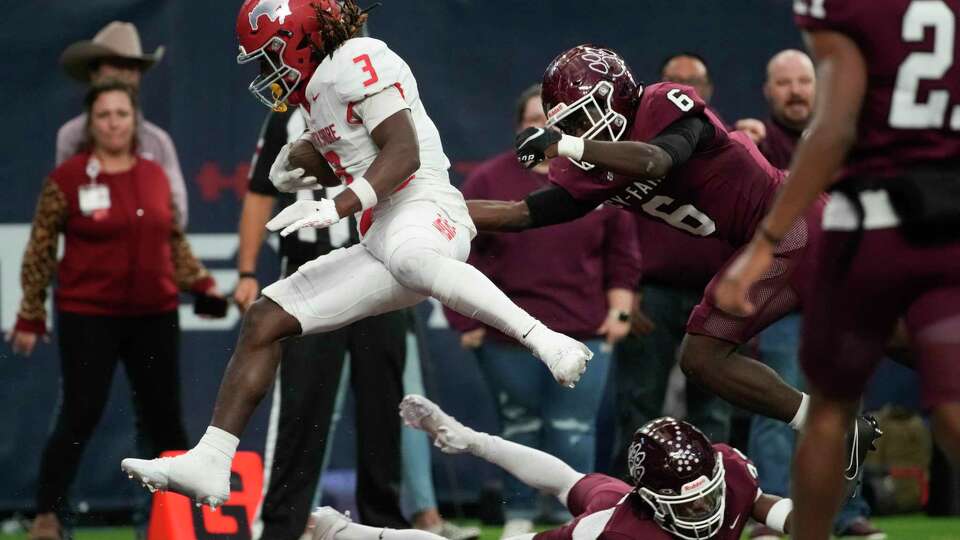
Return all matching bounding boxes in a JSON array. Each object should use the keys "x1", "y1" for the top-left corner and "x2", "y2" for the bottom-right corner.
[{"x1": 286, "y1": 139, "x2": 341, "y2": 187}]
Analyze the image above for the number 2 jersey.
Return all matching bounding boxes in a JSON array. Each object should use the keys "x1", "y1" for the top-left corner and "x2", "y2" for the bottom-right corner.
[
  {"x1": 299, "y1": 36, "x2": 474, "y2": 234},
  {"x1": 795, "y1": 0, "x2": 960, "y2": 184},
  {"x1": 550, "y1": 82, "x2": 786, "y2": 248}
]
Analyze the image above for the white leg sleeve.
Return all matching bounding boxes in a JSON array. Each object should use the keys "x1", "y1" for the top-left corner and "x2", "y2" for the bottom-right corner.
[
  {"x1": 382, "y1": 222, "x2": 538, "y2": 341},
  {"x1": 336, "y1": 523, "x2": 446, "y2": 540},
  {"x1": 471, "y1": 432, "x2": 585, "y2": 506}
]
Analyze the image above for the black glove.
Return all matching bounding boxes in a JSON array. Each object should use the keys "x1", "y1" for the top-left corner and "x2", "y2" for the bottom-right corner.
[{"x1": 515, "y1": 127, "x2": 562, "y2": 169}]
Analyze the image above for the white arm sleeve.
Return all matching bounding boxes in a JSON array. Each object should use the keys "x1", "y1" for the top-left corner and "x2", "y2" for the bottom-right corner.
[{"x1": 352, "y1": 86, "x2": 410, "y2": 132}]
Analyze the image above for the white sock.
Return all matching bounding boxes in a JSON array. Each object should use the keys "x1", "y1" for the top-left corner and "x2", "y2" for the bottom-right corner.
[
  {"x1": 197, "y1": 426, "x2": 239, "y2": 460},
  {"x1": 789, "y1": 393, "x2": 811, "y2": 430}
]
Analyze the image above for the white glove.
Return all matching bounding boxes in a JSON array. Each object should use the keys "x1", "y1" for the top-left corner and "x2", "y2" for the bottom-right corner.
[
  {"x1": 266, "y1": 199, "x2": 340, "y2": 237},
  {"x1": 269, "y1": 143, "x2": 319, "y2": 193}
]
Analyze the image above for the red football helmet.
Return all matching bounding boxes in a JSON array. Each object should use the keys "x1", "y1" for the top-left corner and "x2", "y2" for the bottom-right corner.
[
  {"x1": 236, "y1": 0, "x2": 342, "y2": 109},
  {"x1": 541, "y1": 44, "x2": 640, "y2": 170},
  {"x1": 627, "y1": 417, "x2": 725, "y2": 540}
]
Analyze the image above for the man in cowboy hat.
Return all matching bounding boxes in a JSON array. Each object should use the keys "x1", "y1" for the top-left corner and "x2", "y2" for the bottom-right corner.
[{"x1": 56, "y1": 20, "x2": 188, "y2": 227}]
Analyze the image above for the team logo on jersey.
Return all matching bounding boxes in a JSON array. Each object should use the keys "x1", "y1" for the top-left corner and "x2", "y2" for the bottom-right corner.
[
  {"x1": 580, "y1": 47, "x2": 627, "y2": 78},
  {"x1": 249, "y1": 0, "x2": 292, "y2": 31}
]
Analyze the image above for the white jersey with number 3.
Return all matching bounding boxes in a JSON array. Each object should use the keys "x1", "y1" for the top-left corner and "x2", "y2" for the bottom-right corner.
[{"x1": 301, "y1": 37, "x2": 472, "y2": 232}]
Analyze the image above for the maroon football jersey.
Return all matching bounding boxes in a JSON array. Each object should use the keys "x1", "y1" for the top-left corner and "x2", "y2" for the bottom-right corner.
[
  {"x1": 533, "y1": 444, "x2": 759, "y2": 540},
  {"x1": 550, "y1": 82, "x2": 786, "y2": 247},
  {"x1": 795, "y1": 0, "x2": 960, "y2": 182},
  {"x1": 636, "y1": 218, "x2": 735, "y2": 290}
]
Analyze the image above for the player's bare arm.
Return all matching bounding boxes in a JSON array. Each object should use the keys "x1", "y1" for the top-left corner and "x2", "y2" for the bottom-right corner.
[
  {"x1": 579, "y1": 139, "x2": 674, "y2": 178},
  {"x1": 466, "y1": 199, "x2": 532, "y2": 231},
  {"x1": 467, "y1": 184, "x2": 596, "y2": 232},
  {"x1": 516, "y1": 127, "x2": 673, "y2": 178},
  {"x1": 752, "y1": 494, "x2": 794, "y2": 535},
  {"x1": 715, "y1": 30, "x2": 867, "y2": 316},
  {"x1": 332, "y1": 108, "x2": 420, "y2": 218}
]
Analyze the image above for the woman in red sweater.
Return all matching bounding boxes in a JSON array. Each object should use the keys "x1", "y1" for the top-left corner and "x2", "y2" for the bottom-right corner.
[{"x1": 12, "y1": 81, "x2": 217, "y2": 540}]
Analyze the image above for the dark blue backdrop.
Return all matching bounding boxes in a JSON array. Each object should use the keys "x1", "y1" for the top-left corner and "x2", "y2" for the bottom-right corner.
[{"x1": 0, "y1": 0, "x2": 802, "y2": 512}]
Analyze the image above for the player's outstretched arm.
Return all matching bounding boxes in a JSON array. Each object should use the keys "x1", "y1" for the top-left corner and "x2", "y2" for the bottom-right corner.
[
  {"x1": 516, "y1": 126, "x2": 674, "y2": 179},
  {"x1": 579, "y1": 138, "x2": 674, "y2": 179},
  {"x1": 467, "y1": 185, "x2": 596, "y2": 232},
  {"x1": 332, "y1": 107, "x2": 421, "y2": 218},
  {"x1": 466, "y1": 199, "x2": 533, "y2": 231},
  {"x1": 752, "y1": 494, "x2": 794, "y2": 535}
]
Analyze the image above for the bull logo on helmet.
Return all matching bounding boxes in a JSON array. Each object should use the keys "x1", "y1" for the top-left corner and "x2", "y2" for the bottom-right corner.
[{"x1": 249, "y1": 0, "x2": 293, "y2": 31}]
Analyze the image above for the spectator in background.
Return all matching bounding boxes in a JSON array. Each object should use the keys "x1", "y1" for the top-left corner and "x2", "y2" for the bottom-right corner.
[
  {"x1": 660, "y1": 52, "x2": 714, "y2": 104},
  {"x1": 734, "y1": 49, "x2": 884, "y2": 540},
  {"x1": 237, "y1": 109, "x2": 476, "y2": 540},
  {"x1": 611, "y1": 53, "x2": 735, "y2": 478},
  {"x1": 447, "y1": 85, "x2": 640, "y2": 539},
  {"x1": 12, "y1": 81, "x2": 217, "y2": 540},
  {"x1": 57, "y1": 21, "x2": 188, "y2": 228},
  {"x1": 734, "y1": 49, "x2": 816, "y2": 167}
]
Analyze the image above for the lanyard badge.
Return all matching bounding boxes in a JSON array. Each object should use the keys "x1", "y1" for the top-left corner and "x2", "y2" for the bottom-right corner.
[{"x1": 79, "y1": 157, "x2": 111, "y2": 217}]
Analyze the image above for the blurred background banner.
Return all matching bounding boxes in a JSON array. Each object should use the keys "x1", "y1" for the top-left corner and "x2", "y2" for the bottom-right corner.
[{"x1": 0, "y1": 0, "x2": 800, "y2": 512}]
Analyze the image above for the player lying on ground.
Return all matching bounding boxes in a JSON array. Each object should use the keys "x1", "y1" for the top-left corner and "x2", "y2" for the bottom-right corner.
[
  {"x1": 715, "y1": 1, "x2": 960, "y2": 538},
  {"x1": 467, "y1": 44, "x2": 879, "y2": 488},
  {"x1": 301, "y1": 395, "x2": 795, "y2": 540},
  {"x1": 120, "y1": 0, "x2": 591, "y2": 509}
]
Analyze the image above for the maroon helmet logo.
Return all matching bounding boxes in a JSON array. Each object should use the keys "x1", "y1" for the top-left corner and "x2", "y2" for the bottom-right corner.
[{"x1": 249, "y1": 0, "x2": 292, "y2": 31}]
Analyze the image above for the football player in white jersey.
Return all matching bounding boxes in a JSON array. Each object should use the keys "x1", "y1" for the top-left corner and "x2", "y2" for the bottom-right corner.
[{"x1": 121, "y1": 0, "x2": 592, "y2": 509}]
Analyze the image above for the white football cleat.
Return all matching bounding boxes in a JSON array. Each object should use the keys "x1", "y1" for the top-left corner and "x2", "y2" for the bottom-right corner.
[
  {"x1": 121, "y1": 449, "x2": 231, "y2": 510},
  {"x1": 307, "y1": 506, "x2": 352, "y2": 540},
  {"x1": 523, "y1": 325, "x2": 593, "y2": 387},
  {"x1": 399, "y1": 395, "x2": 477, "y2": 454}
]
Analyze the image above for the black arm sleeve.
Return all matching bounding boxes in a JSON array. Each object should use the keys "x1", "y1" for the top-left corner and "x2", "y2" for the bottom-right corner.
[
  {"x1": 648, "y1": 114, "x2": 715, "y2": 168},
  {"x1": 247, "y1": 110, "x2": 295, "y2": 196},
  {"x1": 525, "y1": 185, "x2": 599, "y2": 228}
]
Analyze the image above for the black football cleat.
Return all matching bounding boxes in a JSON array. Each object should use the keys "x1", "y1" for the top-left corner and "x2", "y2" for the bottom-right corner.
[{"x1": 844, "y1": 415, "x2": 882, "y2": 499}]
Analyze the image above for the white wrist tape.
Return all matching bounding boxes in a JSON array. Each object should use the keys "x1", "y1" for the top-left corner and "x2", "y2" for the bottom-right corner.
[
  {"x1": 348, "y1": 176, "x2": 378, "y2": 210},
  {"x1": 765, "y1": 498, "x2": 793, "y2": 533},
  {"x1": 557, "y1": 135, "x2": 585, "y2": 161}
]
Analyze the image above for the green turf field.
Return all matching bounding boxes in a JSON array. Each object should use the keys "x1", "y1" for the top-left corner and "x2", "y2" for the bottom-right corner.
[{"x1": 2, "y1": 515, "x2": 959, "y2": 540}]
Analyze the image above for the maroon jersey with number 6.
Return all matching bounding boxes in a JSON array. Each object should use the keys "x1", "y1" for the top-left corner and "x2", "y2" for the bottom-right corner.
[
  {"x1": 533, "y1": 444, "x2": 760, "y2": 540},
  {"x1": 550, "y1": 82, "x2": 786, "y2": 248},
  {"x1": 549, "y1": 82, "x2": 822, "y2": 344},
  {"x1": 795, "y1": 0, "x2": 960, "y2": 183}
]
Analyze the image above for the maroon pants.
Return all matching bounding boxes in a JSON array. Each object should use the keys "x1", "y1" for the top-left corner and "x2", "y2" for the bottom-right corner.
[{"x1": 801, "y1": 227, "x2": 960, "y2": 409}]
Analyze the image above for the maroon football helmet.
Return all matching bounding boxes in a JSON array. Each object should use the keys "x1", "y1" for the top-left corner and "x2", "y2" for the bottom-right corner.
[
  {"x1": 627, "y1": 417, "x2": 725, "y2": 540},
  {"x1": 541, "y1": 44, "x2": 640, "y2": 170},
  {"x1": 236, "y1": 0, "x2": 342, "y2": 110}
]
